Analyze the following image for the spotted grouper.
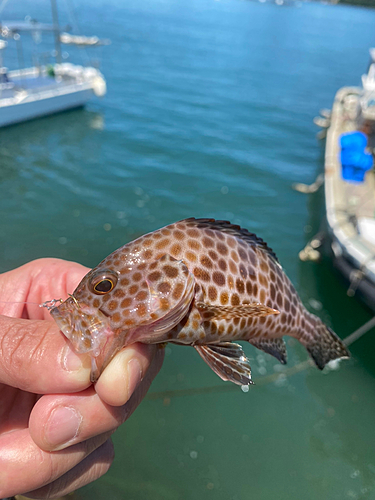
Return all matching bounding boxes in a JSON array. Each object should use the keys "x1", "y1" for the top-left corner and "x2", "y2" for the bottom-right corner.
[{"x1": 51, "y1": 218, "x2": 349, "y2": 385}]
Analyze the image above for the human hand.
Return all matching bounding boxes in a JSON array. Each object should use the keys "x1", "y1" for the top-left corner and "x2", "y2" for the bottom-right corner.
[{"x1": 0, "y1": 258, "x2": 164, "y2": 499}]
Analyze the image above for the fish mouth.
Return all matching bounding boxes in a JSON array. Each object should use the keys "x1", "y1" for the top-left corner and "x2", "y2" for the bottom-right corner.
[
  {"x1": 50, "y1": 297, "x2": 112, "y2": 355},
  {"x1": 50, "y1": 297, "x2": 77, "y2": 341}
]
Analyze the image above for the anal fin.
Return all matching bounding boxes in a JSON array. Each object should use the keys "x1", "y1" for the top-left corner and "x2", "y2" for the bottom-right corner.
[
  {"x1": 249, "y1": 337, "x2": 287, "y2": 364},
  {"x1": 194, "y1": 342, "x2": 253, "y2": 386}
]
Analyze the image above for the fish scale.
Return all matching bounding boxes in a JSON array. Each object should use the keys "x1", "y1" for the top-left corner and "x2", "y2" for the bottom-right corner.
[{"x1": 51, "y1": 218, "x2": 350, "y2": 385}]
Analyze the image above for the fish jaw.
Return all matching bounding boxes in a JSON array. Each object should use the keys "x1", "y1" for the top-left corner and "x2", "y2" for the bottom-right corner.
[{"x1": 50, "y1": 297, "x2": 122, "y2": 381}]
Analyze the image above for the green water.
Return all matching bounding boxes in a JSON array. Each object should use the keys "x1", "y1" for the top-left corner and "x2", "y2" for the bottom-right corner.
[{"x1": 1, "y1": 0, "x2": 375, "y2": 498}]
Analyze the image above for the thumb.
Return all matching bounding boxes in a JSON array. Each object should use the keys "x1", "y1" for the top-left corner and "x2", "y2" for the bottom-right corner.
[{"x1": 0, "y1": 315, "x2": 91, "y2": 393}]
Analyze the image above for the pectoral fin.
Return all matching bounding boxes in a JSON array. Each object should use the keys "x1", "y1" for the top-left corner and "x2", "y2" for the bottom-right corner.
[
  {"x1": 249, "y1": 338, "x2": 287, "y2": 364},
  {"x1": 194, "y1": 342, "x2": 253, "y2": 386},
  {"x1": 196, "y1": 302, "x2": 279, "y2": 321}
]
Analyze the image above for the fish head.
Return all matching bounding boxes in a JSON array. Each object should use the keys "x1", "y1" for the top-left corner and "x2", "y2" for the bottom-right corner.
[{"x1": 51, "y1": 254, "x2": 195, "y2": 381}]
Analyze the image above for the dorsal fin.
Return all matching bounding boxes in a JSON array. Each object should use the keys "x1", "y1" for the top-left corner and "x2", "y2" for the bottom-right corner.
[{"x1": 182, "y1": 218, "x2": 281, "y2": 266}]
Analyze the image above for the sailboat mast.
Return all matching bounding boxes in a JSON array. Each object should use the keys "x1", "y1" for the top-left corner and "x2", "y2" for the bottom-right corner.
[{"x1": 50, "y1": 0, "x2": 62, "y2": 64}]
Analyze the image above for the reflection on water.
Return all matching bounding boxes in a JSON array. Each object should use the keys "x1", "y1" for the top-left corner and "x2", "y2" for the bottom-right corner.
[{"x1": 1, "y1": 0, "x2": 375, "y2": 499}]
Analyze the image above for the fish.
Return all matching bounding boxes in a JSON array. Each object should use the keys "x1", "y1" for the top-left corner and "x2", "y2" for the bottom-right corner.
[{"x1": 50, "y1": 218, "x2": 350, "y2": 385}]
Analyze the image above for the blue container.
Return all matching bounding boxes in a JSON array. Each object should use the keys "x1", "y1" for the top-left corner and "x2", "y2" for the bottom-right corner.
[{"x1": 340, "y1": 131, "x2": 373, "y2": 182}]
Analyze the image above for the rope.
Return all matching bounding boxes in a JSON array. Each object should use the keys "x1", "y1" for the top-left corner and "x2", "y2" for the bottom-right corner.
[{"x1": 343, "y1": 315, "x2": 375, "y2": 346}]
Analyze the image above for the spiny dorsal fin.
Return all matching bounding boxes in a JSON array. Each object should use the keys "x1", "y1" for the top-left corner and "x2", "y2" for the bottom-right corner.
[{"x1": 182, "y1": 218, "x2": 281, "y2": 266}]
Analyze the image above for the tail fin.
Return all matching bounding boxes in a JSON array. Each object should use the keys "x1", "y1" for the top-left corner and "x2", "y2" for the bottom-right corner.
[{"x1": 299, "y1": 316, "x2": 350, "y2": 370}]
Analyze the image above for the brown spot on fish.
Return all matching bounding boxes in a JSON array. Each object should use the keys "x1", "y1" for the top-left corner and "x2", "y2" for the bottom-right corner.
[
  {"x1": 156, "y1": 239, "x2": 170, "y2": 250},
  {"x1": 231, "y1": 250, "x2": 239, "y2": 263},
  {"x1": 208, "y1": 250, "x2": 218, "y2": 261},
  {"x1": 170, "y1": 243, "x2": 182, "y2": 257},
  {"x1": 208, "y1": 286, "x2": 218, "y2": 301},
  {"x1": 259, "y1": 273, "x2": 268, "y2": 287},
  {"x1": 228, "y1": 275, "x2": 234, "y2": 290},
  {"x1": 93, "y1": 298, "x2": 100, "y2": 308},
  {"x1": 218, "y1": 259, "x2": 227, "y2": 272},
  {"x1": 143, "y1": 249, "x2": 153, "y2": 259},
  {"x1": 136, "y1": 290, "x2": 148, "y2": 301},
  {"x1": 129, "y1": 285, "x2": 138, "y2": 295},
  {"x1": 137, "y1": 303, "x2": 148, "y2": 317},
  {"x1": 188, "y1": 239, "x2": 201, "y2": 251},
  {"x1": 246, "y1": 281, "x2": 252, "y2": 295},
  {"x1": 213, "y1": 271, "x2": 225, "y2": 287},
  {"x1": 187, "y1": 228, "x2": 200, "y2": 238},
  {"x1": 236, "y1": 278, "x2": 245, "y2": 294},
  {"x1": 160, "y1": 298, "x2": 170, "y2": 311},
  {"x1": 121, "y1": 298, "x2": 132, "y2": 308},
  {"x1": 158, "y1": 282, "x2": 172, "y2": 295},
  {"x1": 173, "y1": 230, "x2": 185, "y2": 240},
  {"x1": 276, "y1": 293, "x2": 283, "y2": 309},
  {"x1": 163, "y1": 265, "x2": 179, "y2": 278},
  {"x1": 201, "y1": 227, "x2": 215, "y2": 238},
  {"x1": 112, "y1": 312, "x2": 121, "y2": 323},
  {"x1": 200, "y1": 255, "x2": 213, "y2": 269},
  {"x1": 220, "y1": 292, "x2": 229, "y2": 305},
  {"x1": 108, "y1": 300, "x2": 118, "y2": 311},
  {"x1": 217, "y1": 242, "x2": 229, "y2": 256},
  {"x1": 172, "y1": 282, "x2": 185, "y2": 300},
  {"x1": 229, "y1": 260, "x2": 237, "y2": 274},
  {"x1": 194, "y1": 267, "x2": 210, "y2": 282},
  {"x1": 231, "y1": 294, "x2": 240, "y2": 306},
  {"x1": 202, "y1": 237, "x2": 215, "y2": 248},
  {"x1": 124, "y1": 319, "x2": 136, "y2": 327},
  {"x1": 148, "y1": 271, "x2": 162, "y2": 282},
  {"x1": 186, "y1": 251, "x2": 197, "y2": 263},
  {"x1": 114, "y1": 289, "x2": 125, "y2": 299}
]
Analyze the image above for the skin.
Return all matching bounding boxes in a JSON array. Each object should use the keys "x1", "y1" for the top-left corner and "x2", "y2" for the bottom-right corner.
[{"x1": 0, "y1": 258, "x2": 164, "y2": 499}]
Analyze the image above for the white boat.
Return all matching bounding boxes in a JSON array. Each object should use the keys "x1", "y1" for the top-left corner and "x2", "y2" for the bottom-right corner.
[
  {"x1": 322, "y1": 49, "x2": 375, "y2": 311},
  {"x1": 0, "y1": 2, "x2": 108, "y2": 128}
]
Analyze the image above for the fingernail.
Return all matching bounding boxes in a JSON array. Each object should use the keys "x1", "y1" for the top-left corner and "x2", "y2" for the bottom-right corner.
[
  {"x1": 127, "y1": 358, "x2": 143, "y2": 396},
  {"x1": 46, "y1": 406, "x2": 82, "y2": 450},
  {"x1": 61, "y1": 345, "x2": 91, "y2": 382}
]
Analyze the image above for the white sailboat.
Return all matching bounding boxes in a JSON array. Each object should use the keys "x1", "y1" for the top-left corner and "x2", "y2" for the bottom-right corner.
[{"x1": 0, "y1": 1, "x2": 108, "y2": 128}]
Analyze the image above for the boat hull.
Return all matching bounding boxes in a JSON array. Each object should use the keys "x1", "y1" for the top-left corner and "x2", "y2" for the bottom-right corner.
[
  {"x1": 323, "y1": 86, "x2": 375, "y2": 312},
  {"x1": 0, "y1": 86, "x2": 95, "y2": 127}
]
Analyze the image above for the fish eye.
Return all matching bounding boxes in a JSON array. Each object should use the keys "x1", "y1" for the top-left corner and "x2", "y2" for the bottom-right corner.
[
  {"x1": 94, "y1": 279, "x2": 114, "y2": 294},
  {"x1": 89, "y1": 269, "x2": 118, "y2": 295}
]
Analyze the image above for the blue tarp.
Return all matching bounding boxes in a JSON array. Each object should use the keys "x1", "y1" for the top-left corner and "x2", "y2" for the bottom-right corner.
[{"x1": 340, "y1": 131, "x2": 373, "y2": 183}]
